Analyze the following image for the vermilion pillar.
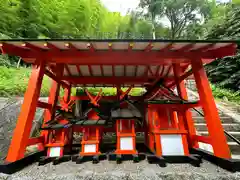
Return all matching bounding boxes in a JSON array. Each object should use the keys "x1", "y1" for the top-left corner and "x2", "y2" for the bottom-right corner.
[
  {"x1": 63, "y1": 84, "x2": 72, "y2": 102},
  {"x1": 41, "y1": 64, "x2": 64, "y2": 144},
  {"x1": 6, "y1": 61, "x2": 46, "y2": 162},
  {"x1": 173, "y1": 63, "x2": 198, "y2": 148},
  {"x1": 191, "y1": 58, "x2": 231, "y2": 158}
]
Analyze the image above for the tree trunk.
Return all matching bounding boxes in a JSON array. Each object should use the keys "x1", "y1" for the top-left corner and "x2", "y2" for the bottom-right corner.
[
  {"x1": 151, "y1": 14, "x2": 156, "y2": 39},
  {"x1": 17, "y1": 57, "x2": 21, "y2": 68},
  {"x1": 152, "y1": 23, "x2": 156, "y2": 39}
]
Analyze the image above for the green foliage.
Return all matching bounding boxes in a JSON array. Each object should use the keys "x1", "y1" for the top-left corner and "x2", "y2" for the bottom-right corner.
[
  {"x1": 0, "y1": 66, "x2": 50, "y2": 97},
  {"x1": 206, "y1": 6, "x2": 240, "y2": 40},
  {"x1": 0, "y1": 66, "x2": 239, "y2": 106},
  {"x1": 0, "y1": 0, "x2": 239, "y2": 101},
  {"x1": 76, "y1": 87, "x2": 144, "y2": 96},
  {"x1": 0, "y1": 0, "x2": 21, "y2": 37},
  {"x1": 0, "y1": 55, "x2": 12, "y2": 67},
  {"x1": 211, "y1": 84, "x2": 240, "y2": 104},
  {"x1": 0, "y1": 66, "x2": 145, "y2": 97},
  {"x1": 205, "y1": 6, "x2": 240, "y2": 92},
  {"x1": 0, "y1": 0, "x2": 163, "y2": 40},
  {"x1": 139, "y1": 0, "x2": 212, "y2": 39}
]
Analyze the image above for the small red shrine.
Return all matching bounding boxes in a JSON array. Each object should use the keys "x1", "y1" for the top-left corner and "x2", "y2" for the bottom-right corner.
[{"x1": 0, "y1": 39, "x2": 238, "y2": 172}]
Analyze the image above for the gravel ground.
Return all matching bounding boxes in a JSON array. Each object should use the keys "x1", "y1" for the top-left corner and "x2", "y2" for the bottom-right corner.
[
  {"x1": 1, "y1": 96, "x2": 240, "y2": 179},
  {"x1": 1, "y1": 159, "x2": 240, "y2": 180}
]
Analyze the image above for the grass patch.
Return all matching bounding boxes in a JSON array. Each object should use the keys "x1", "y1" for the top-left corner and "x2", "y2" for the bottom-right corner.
[
  {"x1": 0, "y1": 66, "x2": 144, "y2": 97},
  {"x1": 211, "y1": 84, "x2": 240, "y2": 105},
  {"x1": 0, "y1": 66, "x2": 51, "y2": 97},
  {"x1": 75, "y1": 87, "x2": 145, "y2": 96},
  {"x1": 0, "y1": 66, "x2": 239, "y2": 105}
]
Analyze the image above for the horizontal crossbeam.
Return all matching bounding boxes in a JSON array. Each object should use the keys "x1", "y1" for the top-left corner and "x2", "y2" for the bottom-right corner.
[
  {"x1": 1, "y1": 45, "x2": 235, "y2": 65},
  {"x1": 27, "y1": 136, "x2": 44, "y2": 146},
  {"x1": 148, "y1": 101, "x2": 201, "y2": 109},
  {"x1": 62, "y1": 76, "x2": 165, "y2": 85},
  {"x1": 37, "y1": 101, "x2": 52, "y2": 109},
  {"x1": 192, "y1": 135, "x2": 212, "y2": 144}
]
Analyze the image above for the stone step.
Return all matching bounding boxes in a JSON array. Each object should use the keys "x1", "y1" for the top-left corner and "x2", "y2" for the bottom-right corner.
[
  {"x1": 190, "y1": 110, "x2": 224, "y2": 117},
  {"x1": 228, "y1": 142, "x2": 240, "y2": 154},
  {"x1": 198, "y1": 131, "x2": 240, "y2": 142},
  {"x1": 231, "y1": 154, "x2": 240, "y2": 159},
  {"x1": 199, "y1": 142, "x2": 240, "y2": 155},
  {"x1": 195, "y1": 123, "x2": 240, "y2": 131},
  {"x1": 193, "y1": 116, "x2": 235, "y2": 123}
]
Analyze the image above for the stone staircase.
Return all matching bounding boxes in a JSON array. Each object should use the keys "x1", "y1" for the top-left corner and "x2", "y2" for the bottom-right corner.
[{"x1": 191, "y1": 108, "x2": 240, "y2": 159}]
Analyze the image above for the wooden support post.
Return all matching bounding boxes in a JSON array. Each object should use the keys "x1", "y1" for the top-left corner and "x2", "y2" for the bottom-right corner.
[
  {"x1": 191, "y1": 58, "x2": 231, "y2": 158},
  {"x1": 170, "y1": 110, "x2": 179, "y2": 128},
  {"x1": 144, "y1": 104, "x2": 149, "y2": 146},
  {"x1": 63, "y1": 84, "x2": 72, "y2": 103},
  {"x1": 173, "y1": 63, "x2": 199, "y2": 148},
  {"x1": 176, "y1": 111, "x2": 190, "y2": 155},
  {"x1": 6, "y1": 61, "x2": 46, "y2": 162},
  {"x1": 41, "y1": 64, "x2": 64, "y2": 144},
  {"x1": 153, "y1": 109, "x2": 162, "y2": 156},
  {"x1": 63, "y1": 84, "x2": 73, "y2": 147}
]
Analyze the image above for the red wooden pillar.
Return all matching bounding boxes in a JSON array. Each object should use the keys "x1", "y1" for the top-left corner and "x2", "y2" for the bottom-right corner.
[
  {"x1": 191, "y1": 58, "x2": 231, "y2": 158},
  {"x1": 147, "y1": 106, "x2": 155, "y2": 152},
  {"x1": 143, "y1": 105, "x2": 149, "y2": 146},
  {"x1": 41, "y1": 64, "x2": 64, "y2": 144},
  {"x1": 63, "y1": 84, "x2": 73, "y2": 149},
  {"x1": 6, "y1": 61, "x2": 46, "y2": 162},
  {"x1": 173, "y1": 63, "x2": 199, "y2": 148},
  {"x1": 153, "y1": 110, "x2": 162, "y2": 156},
  {"x1": 63, "y1": 84, "x2": 71, "y2": 102},
  {"x1": 170, "y1": 110, "x2": 179, "y2": 128},
  {"x1": 176, "y1": 111, "x2": 190, "y2": 155}
]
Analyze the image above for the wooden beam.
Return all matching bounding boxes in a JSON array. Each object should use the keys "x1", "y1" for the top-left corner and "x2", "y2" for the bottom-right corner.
[
  {"x1": 67, "y1": 42, "x2": 78, "y2": 50},
  {"x1": 177, "y1": 43, "x2": 194, "y2": 52},
  {"x1": 62, "y1": 76, "x2": 158, "y2": 84},
  {"x1": 148, "y1": 66, "x2": 154, "y2": 76},
  {"x1": 155, "y1": 65, "x2": 161, "y2": 76},
  {"x1": 27, "y1": 136, "x2": 44, "y2": 146},
  {"x1": 46, "y1": 42, "x2": 60, "y2": 50},
  {"x1": 76, "y1": 65, "x2": 82, "y2": 76},
  {"x1": 128, "y1": 43, "x2": 133, "y2": 51},
  {"x1": 164, "y1": 65, "x2": 172, "y2": 77},
  {"x1": 108, "y1": 43, "x2": 113, "y2": 51},
  {"x1": 37, "y1": 101, "x2": 52, "y2": 109},
  {"x1": 87, "y1": 43, "x2": 95, "y2": 52},
  {"x1": 1, "y1": 42, "x2": 30, "y2": 56},
  {"x1": 25, "y1": 42, "x2": 45, "y2": 51},
  {"x1": 160, "y1": 65, "x2": 165, "y2": 76},
  {"x1": 100, "y1": 65, "x2": 104, "y2": 76},
  {"x1": 161, "y1": 43, "x2": 173, "y2": 51},
  {"x1": 64, "y1": 65, "x2": 72, "y2": 76},
  {"x1": 192, "y1": 135, "x2": 211, "y2": 144},
  {"x1": 144, "y1": 43, "x2": 153, "y2": 52},
  {"x1": 112, "y1": 65, "x2": 115, "y2": 76},
  {"x1": 167, "y1": 69, "x2": 193, "y2": 88},
  {"x1": 1, "y1": 42, "x2": 236, "y2": 65},
  {"x1": 195, "y1": 43, "x2": 215, "y2": 52},
  {"x1": 1, "y1": 49, "x2": 232, "y2": 65},
  {"x1": 134, "y1": 65, "x2": 138, "y2": 77},
  {"x1": 45, "y1": 69, "x2": 70, "y2": 89}
]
